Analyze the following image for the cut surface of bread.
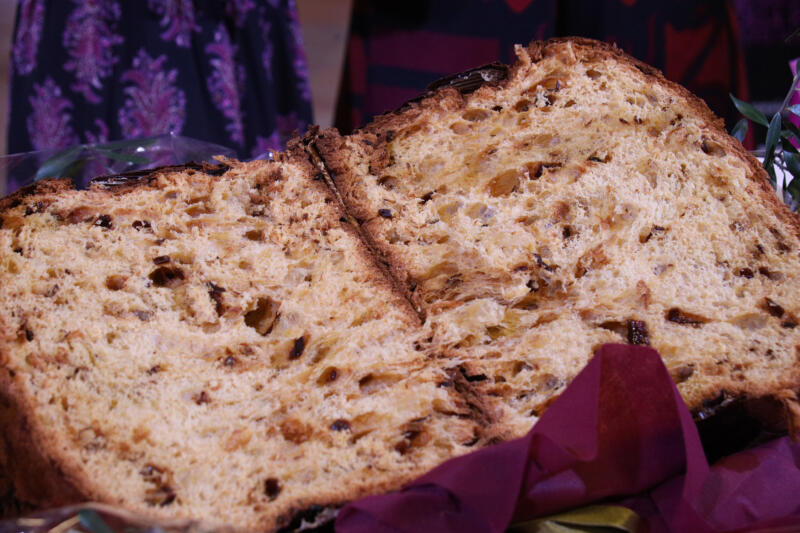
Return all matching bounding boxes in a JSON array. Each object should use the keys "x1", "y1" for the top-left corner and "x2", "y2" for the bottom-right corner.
[
  {"x1": 316, "y1": 38, "x2": 800, "y2": 436},
  {"x1": 0, "y1": 158, "x2": 487, "y2": 530}
]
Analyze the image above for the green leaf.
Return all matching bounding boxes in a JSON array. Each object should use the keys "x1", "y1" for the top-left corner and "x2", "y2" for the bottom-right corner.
[
  {"x1": 730, "y1": 119, "x2": 748, "y2": 142},
  {"x1": 766, "y1": 163, "x2": 778, "y2": 187},
  {"x1": 35, "y1": 145, "x2": 85, "y2": 181},
  {"x1": 782, "y1": 137, "x2": 799, "y2": 154},
  {"x1": 508, "y1": 505, "x2": 641, "y2": 533},
  {"x1": 730, "y1": 94, "x2": 769, "y2": 126},
  {"x1": 764, "y1": 113, "x2": 782, "y2": 166},
  {"x1": 785, "y1": 152, "x2": 800, "y2": 179},
  {"x1": 78, "y1": 509, "x2": 115, "y2": 533},
  {"x1": 782, "y1": 119, "x2": 800, "y2": 142},
  {"x1": 788, "y1": 104, "x2": 800, "y2": 117}
]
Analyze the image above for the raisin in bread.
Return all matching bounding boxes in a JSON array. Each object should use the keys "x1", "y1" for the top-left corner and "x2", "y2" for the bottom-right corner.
[
  {"x1": 315, "y1": 38, "x2": 800, "y2": 437},
  {"x1": 0, "y1": 156, "x2": 490, "y2": 531}
]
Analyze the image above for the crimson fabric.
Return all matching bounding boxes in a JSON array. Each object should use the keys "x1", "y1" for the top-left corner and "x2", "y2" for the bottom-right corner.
[
  {"x1": 335, "y1": 345, "x2": 800, "y2": 532},
  {"x1": 334, "y1": 0, "x2": 748, "y2": 134}
]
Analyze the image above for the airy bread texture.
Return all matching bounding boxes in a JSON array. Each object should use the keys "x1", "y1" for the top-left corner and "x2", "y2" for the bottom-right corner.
[
  {"x1": 3, "y1": 37, "x2": 800, "y2": 532},
  {"x1": 0, "y1": 157, "x2": 487, "y2": 530},
  {"x1": 316, "y1": 38, "x2": 800, "y2": 436}
]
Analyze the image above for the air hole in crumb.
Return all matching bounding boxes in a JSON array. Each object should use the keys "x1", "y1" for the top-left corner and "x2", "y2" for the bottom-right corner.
[
  {"x1": 264, "y1": 478, "x2": 281, "y2": 500},
  {"x1": 330, "y1": 419, "x2": 350, "y2": 431},
  {"x1": 586, "y1": 69, "x2": 602, "y2": 80},
  {"x1": 289, "y1": 335, "x2": 307, "y2": 359},
  {"x1": 533, "y1": 76, "x2": 563, "y2": 92},
  {"x1": 700, "y1": 137, "x2": 726, "y2": 156},
  {"x1": 105, "y1": 275, "x2": 126, "y2": 291},
  {"x1": 93, "y1": 214, "x2": 113, "y2": 229},
  {"x1": 317, "y1": 366, "x2": 339, "y2": 386},
  {"x1": 207, "y1": 282, "x2": 226, "y2": 315},
  {"x1": 671, "y1": 364, "x2": 694, "y2": 384},
  {"x1": 134, "y1": 311, "x2": 152, "y2": 321},
  {"x1": 193, "y1": 391, "x2": 210, "y2": 405},
  {"x1": 244, "y1": 297, "x2": 280, "y2": 335},
  {"x1": 280, "y1": 419, "x2": 310, "y2": 444},
  {"x1": 762, "y1": 298, "x2": 785, "y2": 318},
  {"x1": 149, "y1": 266, "x2": 185, "y2": 288},
  {"x1": 639, "y1": 225, "x2": 666, "y2": 243},
  {"x1": 666, "y1": 308, "x2": 708, "y2": 326},
  {"x1": 245, "y1": 229, "x2": 263, "y2": 241},
  {"x1": 359, "y1": 373, "x2": 400, "y2": 394},
  {"x1": 377, "y1": 175, "x2": 398, "y2": 189},
  {"x1": 449, "y1": 122, "x2": 470, "y2": 135},
  {"x1": 512, "y1": 361, "x2": 532, "y2": 376},
  {"x1": 462, "y1": 108, "x2": 490, "y2": 122},
  {"x1": 487, "y1": 169, "x2": 520, "y2": 196},
  {"x1": 185, "y1": 203, "x2": 212, "y2": 217}
]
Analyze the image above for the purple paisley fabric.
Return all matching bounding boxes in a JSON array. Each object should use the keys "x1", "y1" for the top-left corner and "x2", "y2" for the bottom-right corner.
[
  {"x1": 118, "y1": 50, "x2": 187, "y2": 139},
  {"x1": 26, "y1": 78, "x2": 77, "y2": 151},
  {"x1": 11, "y1": 0, "x2": 44, "y2": 76},
  {"x1": 206, "y1": 25, "x2": 245, "y2": 145},
  {"x1": 63, "y1": 0, "x2": 123, "y2": 103},
  {"x1": 6, "y1": 0, "x2": 313, "y2": 181},
  {"x1": 147, "y1": 0, "x2": 200, "y2": 48}
]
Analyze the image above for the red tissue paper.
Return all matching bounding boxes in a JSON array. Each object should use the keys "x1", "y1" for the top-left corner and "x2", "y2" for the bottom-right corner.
[{"x1": 335, "y1": 344, "x2": 800, "y2": 533}]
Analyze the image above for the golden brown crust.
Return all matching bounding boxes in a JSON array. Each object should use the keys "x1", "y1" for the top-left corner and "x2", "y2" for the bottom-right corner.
[{"x1": 0, "y1": 372, "x2": 84, "y2": 512}]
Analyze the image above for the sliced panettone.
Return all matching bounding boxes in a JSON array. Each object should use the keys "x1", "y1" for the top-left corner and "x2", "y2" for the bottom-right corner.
[
  {"x1": 0, "y1": 157, "x2": 490, "y2": 531},
  {"x1": 315, "y1": 38, "x2": 800, "y2": 436}
]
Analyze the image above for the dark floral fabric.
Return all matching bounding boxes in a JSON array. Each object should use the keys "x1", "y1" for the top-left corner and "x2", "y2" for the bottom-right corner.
[
  {"x1": 6, "y1": 0, "x2": 313, "y2": 159},
  {"x1": 335, "y1": 0, "x2": 748, "y2": 134}
]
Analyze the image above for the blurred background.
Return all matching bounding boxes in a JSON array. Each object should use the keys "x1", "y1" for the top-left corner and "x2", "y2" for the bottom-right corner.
[{"x1": 0, "y1": 0, "x2": 798, "y2": 194}]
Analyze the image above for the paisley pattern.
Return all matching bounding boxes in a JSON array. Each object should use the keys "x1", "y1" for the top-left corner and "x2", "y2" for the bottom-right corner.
[
  {"x1": 63, "y1": 0, "x2": 123, "y2": 103},
  {"x1": 11, "y1": 0, "x2": 44, "y2": 76},
  {"x1": 7, "y1": 0, "x2": 313, "y2": 193},
  {"x1": 118, "y1": 50, "x2": 187, "y2": 138},
  {"x1": 26, "y1": 78, "x2": 77, "y2": 151},
  {"x1": 147, "y1": 0, "x2": 199, "y2": 48},
  {"x1": 206, "y1": 25, "x2": 245, "y2": 145}
]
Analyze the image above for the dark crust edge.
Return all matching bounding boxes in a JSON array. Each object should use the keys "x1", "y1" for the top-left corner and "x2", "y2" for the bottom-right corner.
[
  {"x1": 312, "y1": 128, "x2": 428, "y2": 314},
  {"x1": 0, "y1": 162, "x2": 233, "y2": 218},
  {"x1": 286, "y1": 137, "x2": 422, "y2": 329},
  {"x1": 0, "y1": 370, "x2": 85, "y2": 512},
  {"x1": 314, "y1": 37, "x2": 800, "y2": 430},
  {"x1": 88, "y1": 161, "x2": 231, "y2": 192}
]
